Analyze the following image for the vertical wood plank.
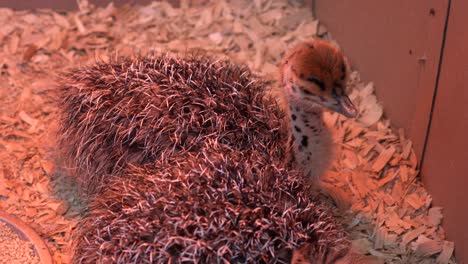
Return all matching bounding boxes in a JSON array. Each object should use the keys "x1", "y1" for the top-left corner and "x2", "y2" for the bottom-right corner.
[{"x1": 422, "y1": 0, "x2": 468, "y2": 261}]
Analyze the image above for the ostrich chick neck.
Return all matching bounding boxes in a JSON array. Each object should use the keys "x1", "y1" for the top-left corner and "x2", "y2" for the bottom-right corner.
[{"x1": 284, "y1": 82, "x2": 334, "y2": 181}]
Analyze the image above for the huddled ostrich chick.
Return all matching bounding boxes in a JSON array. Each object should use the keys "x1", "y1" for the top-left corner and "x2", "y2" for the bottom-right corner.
[{"x1": 58, "y1": 39, "x2": 378, "y2": 263}]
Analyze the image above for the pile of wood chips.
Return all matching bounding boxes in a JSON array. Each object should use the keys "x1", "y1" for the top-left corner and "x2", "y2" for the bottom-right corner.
[{"x1": 0, "y1": 0, "x2": 456, "y2": 263}]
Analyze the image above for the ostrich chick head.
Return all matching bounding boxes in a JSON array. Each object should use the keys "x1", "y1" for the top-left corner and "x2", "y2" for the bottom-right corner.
[{"x1": 280, "y1": 39, "x2": 357, "y2": 118}]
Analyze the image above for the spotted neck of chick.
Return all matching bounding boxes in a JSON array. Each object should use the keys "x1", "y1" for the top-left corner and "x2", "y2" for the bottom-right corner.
[{"x1": 282, "y1": 64, "x2": 333, "y2": 181}]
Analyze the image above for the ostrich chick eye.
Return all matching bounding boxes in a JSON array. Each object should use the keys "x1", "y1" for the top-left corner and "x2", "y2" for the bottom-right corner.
[{"x1": 306, "y1": 76, "x2": 325, "y2": 91}]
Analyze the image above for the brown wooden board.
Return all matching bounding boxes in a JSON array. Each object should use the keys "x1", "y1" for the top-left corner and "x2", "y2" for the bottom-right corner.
[{"x1": 421, "y1": 0, "x2": 468, "y2": 261}]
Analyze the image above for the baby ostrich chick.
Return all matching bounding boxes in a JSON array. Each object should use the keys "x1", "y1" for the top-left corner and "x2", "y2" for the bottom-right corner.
[
  {"x1": 281, "y1": 39, "x2": 357, "y2": 180},
  {"x1": 59, "y1": 42, "x2": 383, "y2": 264}
]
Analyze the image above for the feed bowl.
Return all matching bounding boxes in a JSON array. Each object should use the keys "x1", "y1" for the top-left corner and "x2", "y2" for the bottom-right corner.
[{"x1": 0, "y1": 210, "x2": 53, "y2": 264}]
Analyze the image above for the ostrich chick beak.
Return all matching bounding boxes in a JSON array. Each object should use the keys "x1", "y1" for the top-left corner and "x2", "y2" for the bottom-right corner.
[{"x1": 335, "y1": 93, "x2": 357, "y2": 118}]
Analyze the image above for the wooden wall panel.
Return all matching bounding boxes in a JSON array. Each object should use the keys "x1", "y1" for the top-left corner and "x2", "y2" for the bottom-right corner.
[
  {"x1": 313, "y1": 0, "x2": 448, "y2": 160},
  {"x1": 421, "y1": 0, "x2": 467, "y2": 261}
]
